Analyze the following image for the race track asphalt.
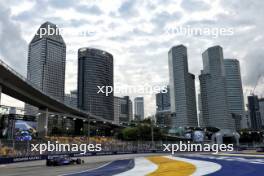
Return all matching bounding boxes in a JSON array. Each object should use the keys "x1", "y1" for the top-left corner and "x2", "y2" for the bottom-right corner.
[
  {"x1": 63, "y1": 154, "x2": 264, "y2": 176},
  {"x1": 65, "y1": 159, "x2": 134, "y2": 176},
  {"x1": 1, "y1": 153, "x2": 264, "y2": 176},
  {"x1": 0, "y1": 153, "x2": 163, "y2": 176},
  {"x1": 182, "y1": 154, "x2": 264, "y2": 176}
]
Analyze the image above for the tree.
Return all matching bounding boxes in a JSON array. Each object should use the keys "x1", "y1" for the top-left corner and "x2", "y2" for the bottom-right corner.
[{"x1": 122, "y1": 127, "x2": 138, "y2": 141}]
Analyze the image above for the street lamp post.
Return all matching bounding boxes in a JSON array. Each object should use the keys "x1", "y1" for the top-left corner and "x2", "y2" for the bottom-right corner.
[
  {"x1": 151, "y1": 116, "x2": 155, "y2": 150},
  {"x1": 88, "y1": 116, "x2": 90, "y2": 143},
  {"x1": 88, "y1": 101, "x2": 92, "y2": 143}
]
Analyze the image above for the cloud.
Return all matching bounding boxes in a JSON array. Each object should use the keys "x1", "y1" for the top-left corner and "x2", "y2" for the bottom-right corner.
[
  {"x1": 151, "y1": 11, "x2": 182, "y2": 29},
  {"x1": 1, "y1": 0, "x2": 264, "y2": 115},
  {"x1": 47, "y1": 0, "x2": 76, "y2": 9},
  {"x1": 181, "y1": 0, "x2": 210, "y2": 12},
  {"x1": 0, "y1": 3, "x2": 27, "y2": 76},
  {"x1": 11, "y1": 0, "x2": 50, "y2": 28},
  {"x1": 75, "y1": 5, "x2": 103, "y2": 15},
  {"x1": 214, "y1": 0, "x2": 264, "y2": 91},
  {"x1": 242, "y1": 47, "x2": 264, "y2": 87},
  {"x1": 118, "y1": 0, "x2": 138, "y2": 18}
]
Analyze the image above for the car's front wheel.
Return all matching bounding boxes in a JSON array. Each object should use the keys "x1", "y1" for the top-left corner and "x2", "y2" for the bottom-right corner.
[
  {"x1": 76, "y1": 158, "x2": 82, "y2": 164},
  {"x1": 46, "y1": 160, "x2": 53, "y2": 166}
]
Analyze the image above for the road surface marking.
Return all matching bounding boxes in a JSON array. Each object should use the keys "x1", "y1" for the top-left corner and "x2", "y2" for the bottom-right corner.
[
  {"x1": 146, "y1": 156, "x2": 196, "y2": 176},
  {"x1": 116, "y1": 157, "x2": 158, "y2": 176},
  {"x1": 167, "y1": 156, "x2": 221, "y2": 176}
]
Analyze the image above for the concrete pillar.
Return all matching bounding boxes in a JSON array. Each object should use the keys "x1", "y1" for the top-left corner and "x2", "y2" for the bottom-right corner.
[{"x1": 37, "y1": 109, "x2": 49, "y2": 138}]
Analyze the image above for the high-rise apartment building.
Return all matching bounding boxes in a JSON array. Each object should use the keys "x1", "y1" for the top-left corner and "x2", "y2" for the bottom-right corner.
[
  {"x1": 25, "y1": 22, "x2": 66, "y2": 115},
  {"x1": 199, "y1": 46, "x2": 235, "y2": 130},
  {"x1": 134, "y1": 97, "x2": 144, "y2": 121},
  {"x1": 77, "y1": 48, "x2": 114, "y2": 121},
  {"x1": 168, "y1": 45, "x2": 198, "y2": 128}
]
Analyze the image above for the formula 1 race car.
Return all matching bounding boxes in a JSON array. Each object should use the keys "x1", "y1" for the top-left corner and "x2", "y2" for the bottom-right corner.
[{"x1": 46, "y1": 155, "x2": 84, "y2": 166}]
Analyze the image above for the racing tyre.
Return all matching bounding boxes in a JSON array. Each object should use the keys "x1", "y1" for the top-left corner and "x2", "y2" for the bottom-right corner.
[{"x1": 76, "y1": 158, "x2": 82, "y2": 164}]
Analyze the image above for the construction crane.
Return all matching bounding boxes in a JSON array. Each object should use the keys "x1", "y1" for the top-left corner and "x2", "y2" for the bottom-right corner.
[{"x1": 250, "y1": 74, "x2": 262, "y2": 96}]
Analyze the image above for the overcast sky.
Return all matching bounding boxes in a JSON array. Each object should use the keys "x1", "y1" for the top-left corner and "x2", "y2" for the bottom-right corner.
[{"x1": 0, "y1": 0, "x2": 263, "y2": 116}]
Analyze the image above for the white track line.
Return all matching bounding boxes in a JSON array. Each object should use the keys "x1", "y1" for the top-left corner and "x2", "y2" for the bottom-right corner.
[
  {"x1": 60, "y1": 161, "x2": 114, "y2": 176},
  {"x1": 166, "y1": 155, "x2": 221, "y2": 176},
  {"x1": 115, "y1": 157, "x2": 158, "y2": 176},
  {"x1": 214, "y1": 153, "x2": 264, "y2": 158}
]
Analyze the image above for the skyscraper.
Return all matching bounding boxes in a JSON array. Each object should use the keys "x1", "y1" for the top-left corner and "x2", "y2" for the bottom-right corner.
[
  {"x1": 224, "y1": 59, "x2": 245, "y2": 130},
  {"x1": 114, "y1": 96, "x2": 133, "y2": 124},
  {"x1": 168, "y1": 45, "x2": 198, "y2": 128},
  {"x1": 199, "y1": 46, "x2": 235, "y2": 130},
  {"x1": 77, "y1": 48, "x2": 114, "y2": 121},
  {"x1": 197, "y1": 93, "x2": 203, "y2": 127},
  {"x1": 134, "y1": 97, "x2": 144, "y2": 120},
  {"x1": 25, "y1": 21, "x2": 66, "y2": 115},
  {"x1": 155, "y1": 86, "x2": 171, "y2": 128},
  {"x1": 156, "y1": 86, "x2": 170, "y2": 112},
  {"x1": 248, "y1": 95, "x2": 262, "y2": 130},
  {"x1": 64, "y1": 90, "x2": 77, "y2": 108},
  {"x1": 259, "y1": 98, "x2": 264, "y2": 127}
]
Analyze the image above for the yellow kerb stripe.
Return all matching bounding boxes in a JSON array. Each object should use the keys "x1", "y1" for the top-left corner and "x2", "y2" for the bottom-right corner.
[{"x1": 146, "y1": 156, "x2": 196, "y2": 176}]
